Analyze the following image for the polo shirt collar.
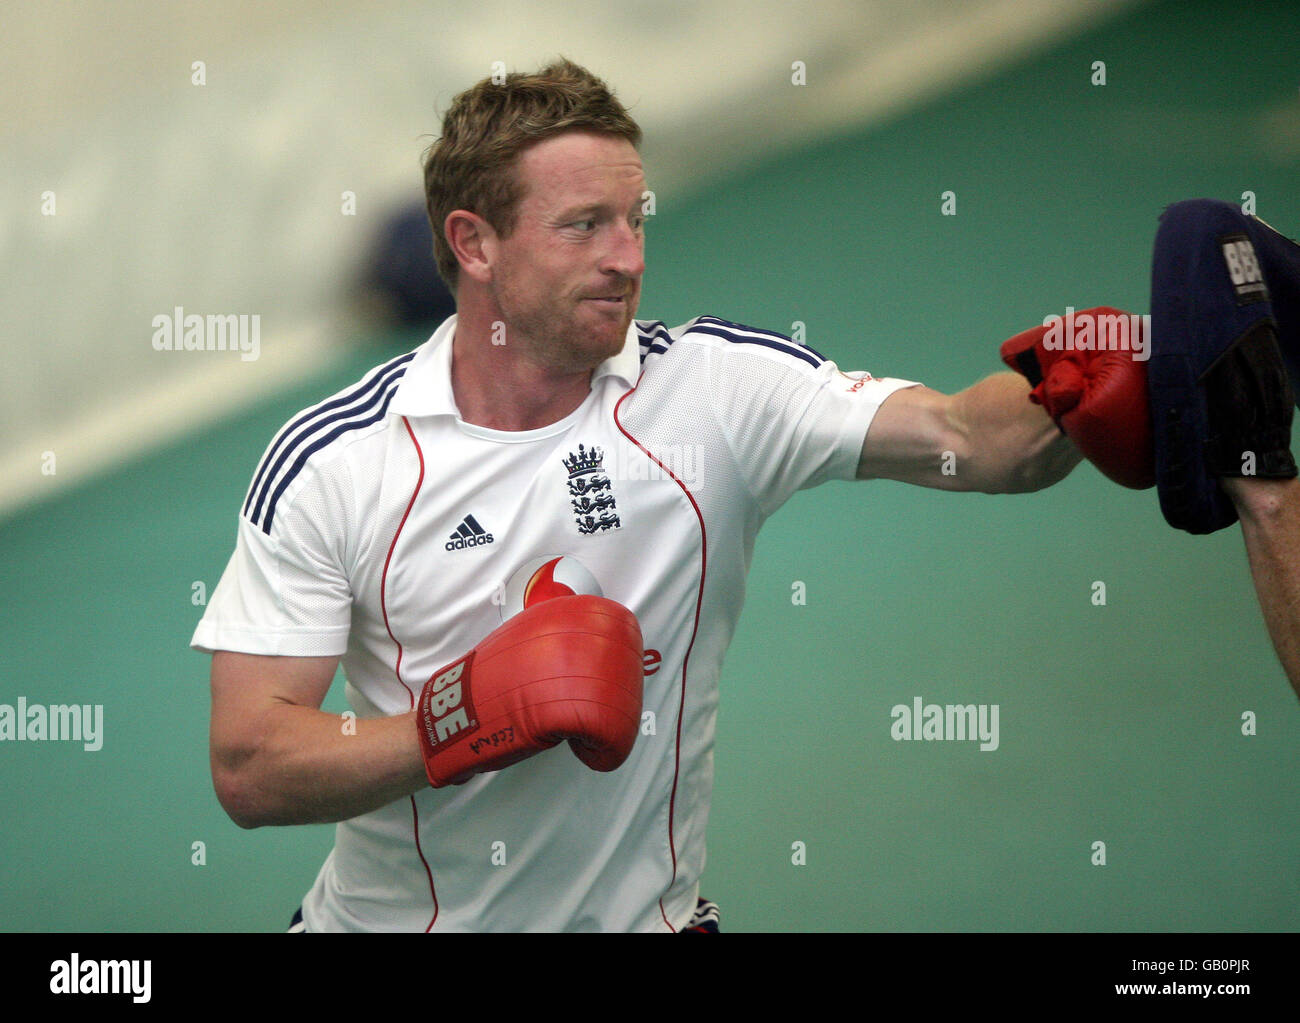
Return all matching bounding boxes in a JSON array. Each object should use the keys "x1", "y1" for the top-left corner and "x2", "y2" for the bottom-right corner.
[{"x1": 388, "y1": 313, "x2": 641, "y2": 418}]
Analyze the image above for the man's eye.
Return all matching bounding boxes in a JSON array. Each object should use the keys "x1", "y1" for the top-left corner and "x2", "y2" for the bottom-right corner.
[{"x1": 573, "y1": 219, "x2": 596, "y2": 231}]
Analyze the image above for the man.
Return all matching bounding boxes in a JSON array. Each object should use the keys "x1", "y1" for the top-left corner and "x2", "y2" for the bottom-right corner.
[{"x1": 192, "y1": 59, "x2": 1300, "y2": 932}]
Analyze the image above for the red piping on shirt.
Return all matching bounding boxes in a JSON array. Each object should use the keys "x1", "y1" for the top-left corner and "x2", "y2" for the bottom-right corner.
[
  {"x1": 380, "y1": 415, "x2": 439, "y2": 930},
  {"x1": 613, "y1": 383, "x2": 707, "y2": 933}
]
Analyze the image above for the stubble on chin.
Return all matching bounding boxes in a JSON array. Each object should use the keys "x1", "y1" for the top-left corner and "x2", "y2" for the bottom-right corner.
[{"x1": 502, "y1": 302, "x2": 631, "y2": 375}]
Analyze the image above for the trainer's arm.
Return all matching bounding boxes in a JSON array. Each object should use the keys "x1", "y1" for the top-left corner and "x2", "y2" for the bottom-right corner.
[
  {"x1": 857, "y1": 372, "x2": 1082, "y2": 493},
  {"x1": 209, "y1": 651, "x2": 428, "y2": 828},
  {"x1": 1221, "y1": 477, "x2": 1300, "y2": 701}
]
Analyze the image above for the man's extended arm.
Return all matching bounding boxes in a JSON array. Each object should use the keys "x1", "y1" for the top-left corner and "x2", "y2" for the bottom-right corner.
[{"x1": 857, "y1": 371, "x2": 1082, "y2": 494}]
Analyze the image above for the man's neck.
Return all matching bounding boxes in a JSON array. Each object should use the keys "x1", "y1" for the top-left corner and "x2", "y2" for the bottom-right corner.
[{"x1": 449, "y1": 314, "x2": 596, "y2": 432}]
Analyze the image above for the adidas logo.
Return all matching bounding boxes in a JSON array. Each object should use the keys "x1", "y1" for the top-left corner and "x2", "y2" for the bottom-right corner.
[{"x1": 445, "y1": 514, "x2": 494, "y2": 551}]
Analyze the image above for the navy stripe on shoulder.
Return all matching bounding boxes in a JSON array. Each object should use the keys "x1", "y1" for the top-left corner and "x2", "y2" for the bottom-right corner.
[
  {"x1": 244, "y1": 350, "x2": 416, "y2": 534},
  {"x1": 635, "y1": 319, "x2": 674, "y2": 364},
  {"x1": 636, "y1": 315, "x2": 829, "y2": 368},
  {"x1": 691, "y1": 315, "x2": 827, "y2": 367}
]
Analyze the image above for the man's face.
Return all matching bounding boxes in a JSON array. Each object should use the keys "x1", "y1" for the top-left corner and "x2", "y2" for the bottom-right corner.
[{"x1": 486, "y1": 131, "x2": 646, "y2": 374}]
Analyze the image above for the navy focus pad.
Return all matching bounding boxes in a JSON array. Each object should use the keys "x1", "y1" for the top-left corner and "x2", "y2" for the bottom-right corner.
[{"x1": 1149, "y1": 199, "x2": 1298, "y2": 534}]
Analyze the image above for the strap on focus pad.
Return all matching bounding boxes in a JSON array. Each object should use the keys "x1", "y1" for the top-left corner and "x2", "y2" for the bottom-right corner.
[
  {"x1": 1245, "y1": 216, "x2": 1300, "y2": 408},
  {"x1": 1201, "y1": 320, "x2": 1298, "y2": 478}
]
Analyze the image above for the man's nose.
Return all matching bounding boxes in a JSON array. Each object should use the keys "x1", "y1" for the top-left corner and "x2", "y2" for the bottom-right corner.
[{"x1": 602, "y1": 221, "x2": 645, "y2": 280}]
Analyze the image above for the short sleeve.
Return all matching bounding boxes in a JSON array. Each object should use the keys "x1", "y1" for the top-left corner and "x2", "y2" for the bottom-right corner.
[
  {"x1": 698, "y1": 318, "x2": 920, "y2": 515},
  {"x1": 190, "y1": 457, "x2": 353, "y2": 657}
]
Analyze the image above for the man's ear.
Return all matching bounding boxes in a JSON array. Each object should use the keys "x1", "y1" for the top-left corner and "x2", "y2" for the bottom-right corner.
[{"x1": 445, "y1": 210, "x2": 495, "y2": 285}]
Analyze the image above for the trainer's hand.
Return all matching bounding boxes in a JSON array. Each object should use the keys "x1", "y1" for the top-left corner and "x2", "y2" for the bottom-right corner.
[
  {"x1": 417, "y1": 595, "x2": 644, "y2": 788},
  {"x1": 1000, "y1": 307, "x2": 1155, "y2": 489}
]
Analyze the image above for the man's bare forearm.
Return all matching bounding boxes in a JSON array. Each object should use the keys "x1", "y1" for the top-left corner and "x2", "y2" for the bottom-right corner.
[
  {"x1": 1222, "y1": 476, "x2": 1300, "y2": 700},
  {"x1": 952, "y1": 372, "x2": 1083, "y2": 493},
  {"x1": 215, "y1": 706, "x2": 429, "y2": 828}
]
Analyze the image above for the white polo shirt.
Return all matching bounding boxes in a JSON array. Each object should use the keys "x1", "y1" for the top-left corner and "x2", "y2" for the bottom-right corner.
[{"x1": 192, "y1": 313, "x2": 918, "y2": 932}]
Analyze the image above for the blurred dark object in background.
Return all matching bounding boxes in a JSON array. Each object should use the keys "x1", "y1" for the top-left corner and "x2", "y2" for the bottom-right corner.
[{"x1": 357, "y1": 201, "x2": 456, "y2": 331}]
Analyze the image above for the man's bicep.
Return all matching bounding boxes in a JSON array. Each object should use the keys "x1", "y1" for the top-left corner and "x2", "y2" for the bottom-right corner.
[
  {"x1": 209, "y1": 651, "x2": 340, "y2": 766},
  {"x1": 856, "y1": 384, "x2": 966, "y2": 489}
]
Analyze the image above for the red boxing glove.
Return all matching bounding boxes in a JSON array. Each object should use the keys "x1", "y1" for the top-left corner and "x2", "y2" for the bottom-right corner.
[
  {"x1": 1000, "y1": 306, "x2": 1156, "y2": 489},
  {"x1": 417, "y1": 594, "x2": 644, "y2": 788}
]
